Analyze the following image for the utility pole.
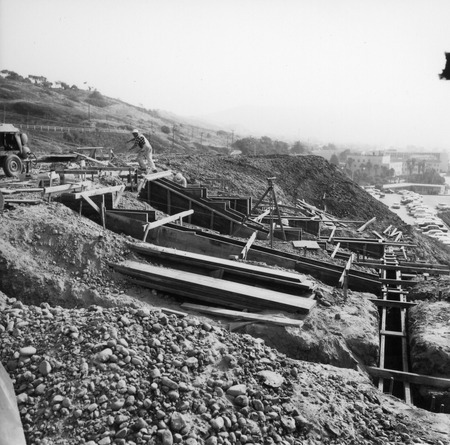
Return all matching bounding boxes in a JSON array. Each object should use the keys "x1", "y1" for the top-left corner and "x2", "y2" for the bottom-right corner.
[
  {"x1": 172, "y1": 125, "x2": 175, "y2": 149},
  {"x1": 200, "y1": 132, "x2": 203, "y2": 149}
]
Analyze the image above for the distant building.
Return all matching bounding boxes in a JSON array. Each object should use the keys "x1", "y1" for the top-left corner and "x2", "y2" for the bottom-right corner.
[
  {"x1": 390, "y1": 151, "x2": 449, "y2": 174},
  {"x1": 346, "y1": 150, "x2": 449, "y2": 176},
  {"x1": 345, "y1": 151, "x2": 391, "y2": 175}
]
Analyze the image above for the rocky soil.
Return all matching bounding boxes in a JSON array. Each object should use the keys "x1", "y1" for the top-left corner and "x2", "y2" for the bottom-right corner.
[
  {"x1": 1, "y1": 154, "x2": 450, "y2": 444},
  {"x1": 1, "y1": 293, "x2": 449, "y2": 445}
]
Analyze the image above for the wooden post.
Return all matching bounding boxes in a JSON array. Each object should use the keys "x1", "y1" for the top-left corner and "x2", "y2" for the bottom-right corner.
[
  {"x1": 339, "y1": 254, "x2": 353, "y2": 298},
  {"x1": 101, "y1": 196, "x2": 105, "y2": 229}
]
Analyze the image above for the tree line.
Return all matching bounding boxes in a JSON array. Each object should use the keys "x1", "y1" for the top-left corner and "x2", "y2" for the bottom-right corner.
[{"x1": 231, "y1": 136, "x2": 309, "y2": 156}]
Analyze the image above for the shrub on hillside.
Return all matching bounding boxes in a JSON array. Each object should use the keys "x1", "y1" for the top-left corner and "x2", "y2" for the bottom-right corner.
[
  {"x1": 11, "y1": 101, "x2": 53, "y2": 117},
  {"x1": 86, "y1": 90, "x2": 110, "y2": 108},
  {"x1": 161, "y1": 125, "x2": 170, "y2": 134},
  {"x1": 0, "y1": 87, "x2": 17, "y2": 100}
]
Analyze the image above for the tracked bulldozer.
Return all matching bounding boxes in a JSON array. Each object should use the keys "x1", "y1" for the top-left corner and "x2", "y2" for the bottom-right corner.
[{"x1": 0, "y1": 124, "x2": 31, "y2": 177}]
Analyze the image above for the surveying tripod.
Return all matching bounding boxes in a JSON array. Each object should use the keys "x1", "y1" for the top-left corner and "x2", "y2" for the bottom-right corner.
[{"x1": 240, "y1": 177, "x2": 286, "y2": 243}]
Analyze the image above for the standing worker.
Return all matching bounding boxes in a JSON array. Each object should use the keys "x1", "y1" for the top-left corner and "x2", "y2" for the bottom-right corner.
[{"x1": 128, "y1": 129, "x2": 157, "y2": 173}]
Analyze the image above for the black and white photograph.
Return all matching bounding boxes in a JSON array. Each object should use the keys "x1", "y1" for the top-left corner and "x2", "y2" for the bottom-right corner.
[{"x1": 0, "y1": 1, "x2": 449, "y2": 444}]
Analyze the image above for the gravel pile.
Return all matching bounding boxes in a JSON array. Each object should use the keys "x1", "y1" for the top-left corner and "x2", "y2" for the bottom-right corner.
[{"x1": 1, "y1": 294, "x2": 448, "y2": 445}]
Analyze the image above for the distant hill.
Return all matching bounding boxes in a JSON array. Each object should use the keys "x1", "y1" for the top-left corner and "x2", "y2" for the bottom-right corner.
[{"x1": 0, "y1": 74, "x2": 236, "y2": 155}]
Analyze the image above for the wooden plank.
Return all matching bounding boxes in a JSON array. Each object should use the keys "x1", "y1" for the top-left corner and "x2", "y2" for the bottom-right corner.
[
  {"x1": 74, "y1": 185, "x2": 125, "y2": 199},
  {"x1": 4, "y1": 198, "x2": 42, "y2": 204},
  {"x1": 107, "y1": 209, "x2": 155, "y2": 222},
  {"x1": 240, "y1": 232, "x2": 257, "y2": 260},
  {"x1": 328, "y1": 226, "x2": 336, "y2": 242},
  {"x1": 378, "y1": 292, "x2": 387, "y2": 392},
  {"x1": 129, "y1": 242, "x2": 316, "y2": 290},
  {"x1": 357, "y1": 217, "x2": 376, "y2": 232},
  {"x1": 366, "y1": 366, "x2": 450, "y2": 390},
  {"x1": 355, "y1": 262, "x2": 449, "y2": 274},
  {"x1": 113, "y1": 187, "x2": 124, "y2": 207},
  {"x1": 372, "y1": 231, "x2": 384, "y2": 240},
  {"x1": 292, "y1": 241, "x2": 321, "y2": 249},
  {"x1": 181, "y1": 303, "x2": 304, "y2": 326},
  {"x1": 73, "y1": 152, "x2": 109, "y2": 166},
  {"x1": 112, "y1": 261, "x2": 316, "y2": 313},
  {"x1": 56, "y1": 169, "x2": 99, "y2": 174},
  {"x1": 43, "y1": 182, "x2": 91, "y2": 195},
  {"x1": 141, "y1": 170, "x2": 173, "y2": 181},
  {"x1": 160, "y1": 307, "x2": 187, "y2": 317},
  {"x1": 252, "y1": 209, "x2": 270, "y2": 223},
  {"x1": 0, "y1": 187, "x2": 44, "y2": 194},
  {"x1": 339, "y1": 254, "x2": 353, "y2": 286},
  {"x1": 82, "y1": 195, "x2": 100, "y2": 214},
  {"x1": 320, "y1": 237, "x2": 416, "y2": 247},
  {"x1": 143, "y1": 209, "x2": 194, "y2": 241},
  {"x1": 368, "y1": 299, "x2": 417, "y2": 309},
  {"x1": 380, "y1": 330, "x2": 406, "y2": 337},
  {"x1": 379, "y1": 278, "x2": 418, "y2": 286},
  {"x1": 330, "y1": 242, "x2": 341, "y2": 259}
]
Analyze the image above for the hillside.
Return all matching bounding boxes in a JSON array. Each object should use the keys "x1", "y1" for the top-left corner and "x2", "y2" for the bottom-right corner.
[
  {"x1": 0, "y1": 76, "x2": 238, "y2": 156},
  {"x1": 1, "y1": 72, "x2": 450, "y2": 444}
]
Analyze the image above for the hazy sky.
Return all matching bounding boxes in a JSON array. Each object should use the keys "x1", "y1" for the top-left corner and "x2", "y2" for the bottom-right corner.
[{"x1": 1, "y1": 0, "x2": 450, "y2": 148}]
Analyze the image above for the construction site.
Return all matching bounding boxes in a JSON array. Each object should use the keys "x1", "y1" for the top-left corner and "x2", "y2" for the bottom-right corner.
[{"x1": 1, "y1": 124, "x2": 449, "y2": 445}]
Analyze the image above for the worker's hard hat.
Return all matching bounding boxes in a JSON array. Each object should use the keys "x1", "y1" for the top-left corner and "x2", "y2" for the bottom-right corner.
[{"x1": 132, "y1": 129, "x2": 139, "y2": 134}]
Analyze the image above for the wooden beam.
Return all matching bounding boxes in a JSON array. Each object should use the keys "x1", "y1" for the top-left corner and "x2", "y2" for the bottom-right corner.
[
  {"x1": 74, "y1": 152, "x2": 109, "y2": 166},
  {"x1": 356, "y1": 262, "x2": 449, "y2": 275},
  {"x1": 129, "y1": 242, "x2": 315, "y2": 291},
  {"x1": 141, "y1": 170, "x2": 173, "y2": 181},
  {"x1": 181, "y1": 303, "x2": 304, "y2": 326},
  {"x1": 160, "y1": 307, "x2": 187, "y2": 317},
  {"x1": 43, "y1": 182, "x2": 91, "y2": 195},
  {"x1": 143, "y1": 209, "x2": 194, "y2": 241},
  {"x1": 113, "y1": 187, "x2": 124, "y2": 207},
  {"x1": 240, "y1": 231, "x2": 257, "y2": 260},
  {"x1": 330, "y1": 242, "x2": 341, "y2": 259},
  {"x1": 365, "y1": 366, "x2": 450, "y2": 390},
  {"x1": 74, "y1": 185, "x2": 125, "y2": 199},
  {"x1": 81, "y1": 195, "x2": 100, "y2": 213},
  {"x1": 357, "y1": 217, "x2": 376, "y2": 232},
  {"x1": 3, "y1": 198, "x2": 42, "y2": 205},
  {"x1": 251, "y1": 209, "x2": 270, "y2": 223},
  {"x1": 0, "y1": 187, "x2": 44, "y2": 194},
  {"x1": 339, "y1": 254, "x2": 353, "y2": 286},
  {"x1": 113, "y1": 261, "x2": 316, "y2": 313},
  {"x1": 328, "y1": 226, "x2": 336, "y2": 242},
  {"x1": 380, "y1": 278, "x2": 418, "y2": 286},
  {"x1": 368, "y1": 298, "x2": 417, "y2": 309},
  {"x1": 372, "y1": 231, "x2": 384, "y2": 240},
  {"x1": 380, "y1": 329, "x2": 406, "y2": 337}
]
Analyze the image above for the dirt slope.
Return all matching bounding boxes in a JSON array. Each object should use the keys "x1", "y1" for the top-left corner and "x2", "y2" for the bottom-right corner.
[{"x1": 1, "y1": 153, "x2": 450, "y2": 443}]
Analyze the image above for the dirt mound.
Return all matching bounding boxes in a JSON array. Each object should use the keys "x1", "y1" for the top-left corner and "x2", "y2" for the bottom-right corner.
[
  {"x1": 157, "y1": 154, "x2": 409, "y2": 229},
  {"x1": 1, "y1": 153, "x2": 450, "y2": 443}
]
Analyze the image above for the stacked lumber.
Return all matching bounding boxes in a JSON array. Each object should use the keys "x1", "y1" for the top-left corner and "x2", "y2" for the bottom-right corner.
[
  {"x1": 111, "y1": 260, "x2": 316, "y2": 313},
  {"x1": 129, "y1": 243, "x2": 316, "y2": 295}
]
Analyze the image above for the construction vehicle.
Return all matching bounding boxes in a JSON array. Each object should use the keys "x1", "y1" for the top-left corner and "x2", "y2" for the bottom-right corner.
[{"x1": 0, "y1": 123, "x2": 31, "y2": 177}]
